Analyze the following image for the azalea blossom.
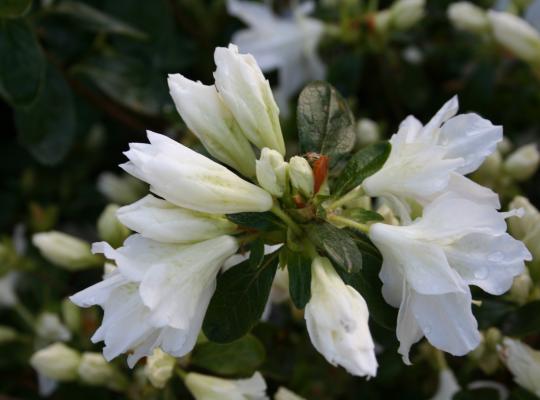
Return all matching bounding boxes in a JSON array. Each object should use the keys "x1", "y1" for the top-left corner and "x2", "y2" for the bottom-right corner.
[
  {"x1": 369, "y1": 194, "x2": 531, "y2": 362},
  {"x1": 363, "y1": 96, "x2": 502, "y2": 221},
  {"x1": 121, "y1": 131, "x2": 272, "y2": 214},
  {"x1": 228, "y1": 0, "x2": 325, "y2": 116},
  {"x1": 305, "y1": 257, "x2": 377, "y2": 377},
  {"x1": 116, "y1": 194, "x2": 237, "y2": 244},
  {"x1": 185, "y1": 371, "x2": 268, "y2": 400},
  {"x1": 499, "y1": 338, "x2": 540, "y2": 396},
  {"x1": 70, "y1": 234, "x2": 238, "y2": 367}
]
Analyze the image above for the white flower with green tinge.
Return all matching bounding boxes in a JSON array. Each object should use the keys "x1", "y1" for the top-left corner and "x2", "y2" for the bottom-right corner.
[
  {"x1": 30, "y1": 343, "x2": 81, "y2": 381},
  {"x1": 305, "y1": 257, "x2": 377, "y2": 377},
  {"x1": 185, "y1": 371, "x2": 268, "y2": 400},
  {"x1": 121, "y1": 131, "x2": 272, "y2": 214},
  {"x1": 369, "y1": 194, "x2": 531, "y2": 362},
  {"x1": 500, "y1": 338, "x2": 540, "y2": 396}
]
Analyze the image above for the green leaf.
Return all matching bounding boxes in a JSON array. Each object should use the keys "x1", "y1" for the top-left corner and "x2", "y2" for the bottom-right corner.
[
  {"x1": 287, "y1": 251, "x2": 312, "y2": 309},
  {"x1": 0, "y1": 19, "x2": 45, "y2": 107},
  {"x1": 249, "y1": 239, "x2": 265, "y2": 269},
  {"x1": 306, "y1": 222, "x2": 362, "y2": 273},
  {"x1": 0, "y1": 0, "x2": 31, "y2": 18},
  {"x1": 341, "y1": 209, "x2": 384, "y2": 224},
  {"x1": 297, "y1": 81, "x2": 355, "y2": 167},
  {"x1": 227, "y1": 212, "x2": 284, "y2": 232},
  {"x1": 502, "y1": 300, "x2": 540, "y2": 336},
  {"x1": 15, "y1": 64, "x2": 76, "y2": 165},
  {"x1": 337, "y1": 251, "x2": 397, "y2": 330},
  {"x1": 51, "y1": 1, "x2": 147, "y2": 39},
  {"x1": 509, "y1": 387, "x2": 540, "y2": 400},
  {"x1": 191, "y1": 334, "x2": 266, "y2": 377},
  {"x1": 72, "y1": 54, "x2": 161, "y2": 115},
  {"x1": 332, "y1": 142, "x2": 391, "y2": 197},
  {"x1": 203, "y1": 250, "x2": 280, "y2": 343}
]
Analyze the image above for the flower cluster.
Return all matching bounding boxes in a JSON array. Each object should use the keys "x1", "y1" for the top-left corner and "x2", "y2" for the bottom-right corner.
[{"x1": 71, "y1": 43, "x2": 531, "y2": 384}]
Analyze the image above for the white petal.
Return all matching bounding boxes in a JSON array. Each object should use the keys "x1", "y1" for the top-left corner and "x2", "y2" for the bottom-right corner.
[
  {"x1": 396, "y1": 284, "x2": 423, "y2": 364},
  {"x1": 439, "y1": 113, "x2": 502, "y2": 174},
  {"x1": 418, "y1": 96, "x2": 459, "y2": 140},
  {"x1": 445, "y1": 232, "x2": 530, "y2": 295},
  {"x1": 443, "y1": 173, "x2": 501, "y2": 209},
  {"x1": 411, "y1": 290, "x2": 481, "y2": 356}
]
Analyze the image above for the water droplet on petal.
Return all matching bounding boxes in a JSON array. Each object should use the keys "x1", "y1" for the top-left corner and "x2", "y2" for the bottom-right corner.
[{"x1": 488, "y1": 252, "x2": 504, "y2": 262}]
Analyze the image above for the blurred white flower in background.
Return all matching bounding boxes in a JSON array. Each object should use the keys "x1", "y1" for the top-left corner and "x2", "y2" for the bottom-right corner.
[
  {"x1": 430, "y1": 368, "x2": 460, "y2": 400},
  {"x1": 228, "y1": 0, "x2": 325, "y2": 116},
  {"x1": 185, "y1": 371, "x2": 268, "y2": 400},
  {"x1": 499, "y1": 338, "x2": 540, "y2": 397}
]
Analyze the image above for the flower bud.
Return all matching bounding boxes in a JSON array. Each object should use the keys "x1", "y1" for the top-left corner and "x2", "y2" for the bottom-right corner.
[
  {"x1": 499, "y1": 338, "x2": 540, "y2": 396},
  {"x1": 117, "y1": 195, "x2": 237, "y2": 244},
  {"x1": 289, "y1": 156, "x2": 314, "y2": 198},
  {"x1": 185, "y1": 371, "x2": 268, "y2": 400},
  {"x1": 498, "y1": 137, "x2": 513, "y2": 155},
  {"x1": 144, "y1": 348, "x2": 176, "y2": 389},
  {"x1": 504, "y1": 143, "x2": 540, "y2": 181},
  {"x1": 256, "y1": 148, "x2": 288, "y2": 197},
  {"x1": 61, "y1": 298, "x2": 81, "y2": 333},
  {"x1": 471, "y1": 151, "x2": 502, "y2": 187},
  {"x1": 390, "y1": 0, "x2": 425, "y2": 31},
  {"x1": 30, "y1": 343, "x2": 81, "y2": 381},
  {"x1": 447, "y1": 2, "x2": 489, "y2": 34},
  {"x1": 488, "y1": 11, "x2": 540, "y2": 64},
  {"x1": 78, "y1": 352, "x2": 124, "y2": 388},
  {"x1": 355, "y1": 118, "x2": 380, "y2": 148},
  {"x1": 214, "y1": 44, "x2": 285, "y2": 155},
  {"x1": 275, "y1": 387, "x2": 305, "y2": 400},
  {"x1": 168, "y1": 74, "x2": 257, "y2": 177},
  {"x1": 36, "y1": 312, "x2": 71, "y2": 342},
  {"x1": 0, "y1": 272, "x2": 18, "y2": 307},
  {"x1": 97, "y1": 172, "x2": 146, "y2": 205},
  {"x1": 97, "y1": 205, "x2": 130, "y2": 248},
  {"x1": 0, "y1": 325, "x2": 17, "y2": 344},
  {"x1": 32, "y1": 231, "x2": 101, "y2": 270},
  {"x1": 509, "y1": 270, "x2": 533, "y2": 305}
]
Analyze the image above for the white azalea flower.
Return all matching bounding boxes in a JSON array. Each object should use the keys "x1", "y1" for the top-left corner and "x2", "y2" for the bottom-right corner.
[
  {"x1": 70, "y1": 234, "x2": 238, "y2": 367},
  {"x1": 256, "y1": 148, "x2": 288, "y2": 197},
  {"x1": 185, "y1": 371, "x2": 268, "y2": 400},
  {"x1": 214, "y1": 44, "x2": 285, "y2": 154},
  {"x1": 499, "y1": 338, "x2": 540, "y2": 397},
  {"x1": 228, "y1": 0, "x2": 325, "y2": 116},
  {"x1": 304, "y1": 257, "x2": 377, "y2": 377},
  {"x1": 369, "y1": 194, "x2": 531, "y2": 362},
  {"x1": 168, "y1": 74, "x2": 257, "y2": 177},
  {"x1": 488, "y1": 10, "x2": 540, "y2": 64},
  {"x1": 0, "y1": 272, "x2": 18, "y2": 307},
  {"x1": 430, "y1": 368, "x2": 460, "y2": 400},
  {"x1": 363, "y1": 97, "x2": 502, "y2": 221},
  {"x1": 117, "y1": 195, "x2": 237, "y2": 244},
  {"x1": 121, "y1": 131, "x2": 273, "y2": 214}
]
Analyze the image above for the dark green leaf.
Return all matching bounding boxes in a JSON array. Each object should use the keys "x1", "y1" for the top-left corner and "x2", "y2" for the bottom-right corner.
[
  {"x1": 297, "y1": 81, "x2": 355, "y2": 167},
  {"x1": 342, "y1": 209, "x2": 384, "y2": 224},
  {"x1": 473, "y1": 298, "x2": 514, "y2": 330},
  {"x1": 191, "y1": 335, "x2": 266, "y2": 377},
  {"x1": 227, "y1": 212, "x2": 284, "y2": 232},
  {"x1": 15, "y1": 64, "x2": 76, "y2": 165},
  {"x1": 502, "y1": 300, "x2": 540, "y2": 336},
  {"x1": 0, "y1": 0, "x2": 31, "y2": 18},
  {"x1": 287, "y1": 251, "x2": 312, "y2": 309},
  {"x1": 72, "y1": 54, "x2": 160, "y2": 115},
  {"x1": 0, "y1": 19, "x2": 45, "y2": 107},
  {"x1": 453, "y1": 388, "x2": 502, "y2": 400},
  {"x1": 249, "y1": 239, "x2": 265, "y2": 269},
  {"x1": 51, "y1": 1, "x2": 147, "y2": 39},
  {"x1": 203, "y1": 250, "x2": 280, "y2": 343},
  {"x1": 332, "y1": 142, "x2": 391, "y2": 197},
  {"x1": 508, "y1": 387, "x2": 540, "y2": 400},
  {"x1": 306, "y1": 222, "x2": 362, "y2": 273}
]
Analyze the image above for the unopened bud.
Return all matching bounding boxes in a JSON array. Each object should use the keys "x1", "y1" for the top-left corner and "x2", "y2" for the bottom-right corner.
[
  {"x1": 144, "y1": 348, "x2": 176, "y2": 389},
  {"x1": 289, "y1": 156, "x2": 314, "y2": 198},
  {"x1": 389, "y1": 0, "x2": 425, "y2": 30},
  {"x1": 36, "y1": 312, "x2": 71, "y2": 342},
  {"x1": 97, "y1": 205, "x2": 130, "y2": 248},
  {"x1": 97, "y1": 172, "x2": 146, "y2": 205},
  {"x1": 448, "y1": 2, "x2": 489, "y2": 34},
  {"x1": 275, "y1": 386, "x2": 306, "y2": 400},
  {"x1": 30, "y1": 343, "x2": 81, "y2": 381},
  {"x1": 504, "y1": 143, "x2": 540, "y2": 181},
  {"x1": 32, "y1": 231, "x2": 101, "y2": 270},
  {"x1": 356, "y1": 119, "x2": 380, "y2": 148},
  {"x1": 78, "y1": 352, "x2": 126, "y2": 390},
  {"x1": 61, "y1": 298, "x2": 81, "y2": 333},
  {"x1": 508, "y1": 196, "x2": 540, "y2": 261},
  {"x1": 509, "y1": 271, "x2": 533, "y2": 305},
  {"x1": 472, "y1": 151, "x2": 502, "y2": 186},
  {"x1": 256, "y1": 148, "x2": 288, "y2": 197}
]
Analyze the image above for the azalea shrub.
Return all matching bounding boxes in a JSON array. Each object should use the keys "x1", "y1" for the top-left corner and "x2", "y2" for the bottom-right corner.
[{"x1": 1, "y1": 0, "x2": 540, "y2": 399}]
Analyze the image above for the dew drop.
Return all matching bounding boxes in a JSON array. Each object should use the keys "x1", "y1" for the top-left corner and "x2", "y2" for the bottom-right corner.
[{"x1": 488, "y1": 252, "x2": 504, "y2": 262}]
